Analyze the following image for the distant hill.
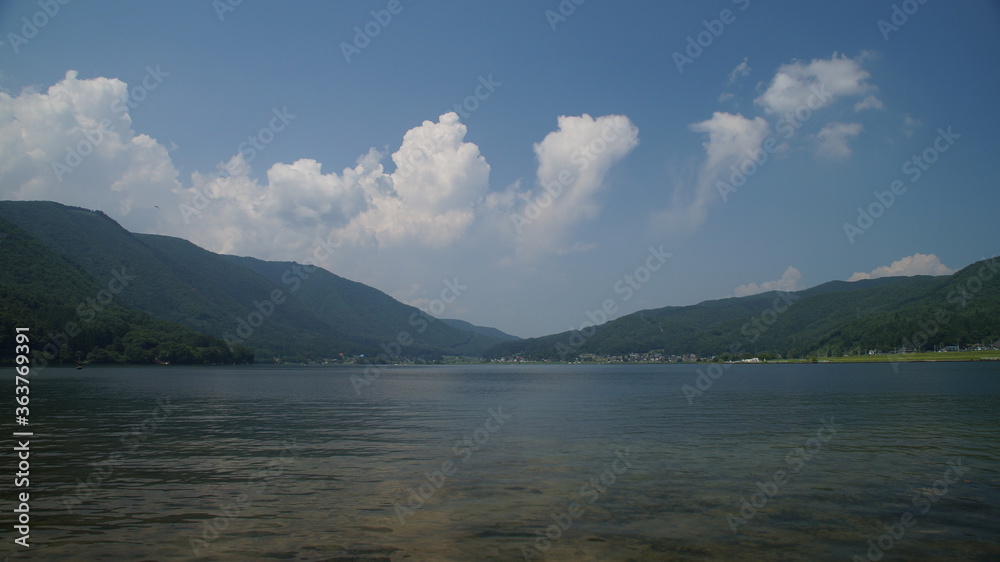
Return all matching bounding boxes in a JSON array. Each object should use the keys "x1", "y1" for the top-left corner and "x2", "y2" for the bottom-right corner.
[
  {"x1": 3, "y1": 200, "x2": 995, "y2": 365},
  {"x1": 440, "y1": 318, "x2": 520, "y2": 342},
  {"x1": 0, "y1": 201, "x2": 514, "y2": 363},
  {"x1": 0, "y1": 211, "x2": 252, "y2": 366},
  {"x1": 484, "y1": 259, "x2": 1000, "y2": 360}
]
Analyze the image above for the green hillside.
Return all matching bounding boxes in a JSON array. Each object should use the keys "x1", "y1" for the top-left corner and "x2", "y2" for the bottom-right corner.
[
  {"x1": 3, "y1": 200, "x2": 995, "y2": 365},
  {"x1": 0, "y1": 201, "x2": 512, "y2": 363},
  {"x1": 0, "y1": 215, "x2": 252, "y2": 366},
  {"x1": 221, "y1": 254, "x2": 513, "y2": 357},
  {"x1": 441, "y1": 318, "x2": 520, "y2": 343},
  {"x1": 485, "y1": 259, "x2": 1000, "y2": 361}
]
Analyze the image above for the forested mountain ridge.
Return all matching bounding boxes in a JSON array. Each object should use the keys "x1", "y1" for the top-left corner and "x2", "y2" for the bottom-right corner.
[
  {"x1": 0, "y1": 201, "x2": 516, "y2": 364},
  {"x1": 2, "y1": 200, "x2": 993, "y2": 365},
  {"x1": 484, "y1": 257, "x2": 1000, "y2": 361},
  {"x1": 0, "y1": 213, "x2": 253, "y2": 365}
]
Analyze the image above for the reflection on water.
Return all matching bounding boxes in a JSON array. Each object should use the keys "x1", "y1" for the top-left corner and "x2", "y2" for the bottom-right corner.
[{"x1": 6, "y1": 363, "x2": 1000, "y2": 560}]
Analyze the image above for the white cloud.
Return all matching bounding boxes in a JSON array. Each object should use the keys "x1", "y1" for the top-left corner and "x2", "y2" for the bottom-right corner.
[
  {"x1": 658, "y1": 112, "x2": 768, "y2": 230},
  {"x1": 0, "y1": 71, "x2": 649, "y2": 319},
  {"x1": 727, "y1": 57, "x2": 751, "y2": 85},
  {"x1": 848, "y1": 253, "x2": 953, "y2": 282},
  {"x1": 816, "y1": 122, "x2": 863, "y2": 159},
  {"x1": 734, "y1": 266, "x2": 803, "y2": 297},
  {"x1": 176, "y1": 148, "x2": 383, "y2": 256},
  {"x1": 691, "y1": 112, "x2": 770, "y2": 176},
  {"x1": 659, "y1": 53, "x2": 884, "y2": 232},
  {"x1": 501, "y1": 113, "x2": 638, "y2": 258},
  {"x1": 0, "y1": 70, "x2": 182, "y2": 229},
  {"x1": 755, "y1": 53, "x2": 879, "y2": 116},
  {"x1": 345, "y1": 112, "x2": 491, "y2": 249},
  {"x1": 177, "y1": 112, "x2": 491, "y2": 258},
  {"x1": 853, "y1": 95, "x2": 884, "y2": 111}
]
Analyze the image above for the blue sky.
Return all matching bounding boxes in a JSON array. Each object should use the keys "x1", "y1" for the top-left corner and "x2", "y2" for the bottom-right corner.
[{"x1": 1, "y1": 0, "x2": 998, "y2": 337}]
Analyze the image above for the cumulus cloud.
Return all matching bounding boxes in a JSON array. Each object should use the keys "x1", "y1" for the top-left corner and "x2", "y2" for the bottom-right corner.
[
  {"x1": 0, "y1": 71, "x2": 647, "y2": 315},
  {"x1": 178, "y1": 149, "x2": 380, "y2": 256},
  {"x1": 658, "y1": 52, "x2": 883, "y2": 232},
  {"x1": 500, "y1": 113, "x2": 638, "y2": 258},
  {"x1": 658, "y1": 112, "x2": 768, "y2": 230},
  {"x1": 0, "y1": 70, "x2": 182, "y2": 229},
  {"x1": 734, "y1": 266, "x2": 803, "y2": 297},
  {"x1": 755, "y1": 52, "x2": 878, "y2": 116},
  {"x1": 177, "y1": 112, "x2": 490, "y2": 258},
  {"x1": 816, "y1": 122, "x2": 863, "y2": 159},
  {"x1": 848, "y1": 253, "x2": 953, "y2": 282},
  {"x1": 345, "y1": 112, "x2": 491, "y2": 248},
  {"x1": 691, "y1": 112, "x2": 770, "y2": 177}
]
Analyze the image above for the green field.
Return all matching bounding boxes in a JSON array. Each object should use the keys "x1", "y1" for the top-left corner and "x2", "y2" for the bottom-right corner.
[{"x1": 815, "y1": 350, "x2": 1000, "y2": 364}]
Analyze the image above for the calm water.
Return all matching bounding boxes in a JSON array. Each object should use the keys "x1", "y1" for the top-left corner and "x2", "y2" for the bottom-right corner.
[{"x1": 4, "y1": 363, "x2": 999, "y2": 561}]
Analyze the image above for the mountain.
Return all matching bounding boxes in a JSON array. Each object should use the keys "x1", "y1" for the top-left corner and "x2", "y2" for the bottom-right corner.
[
  {"x1": 219, "y1": 254, "x2": 511, "y2": 357},
  {"x1": 485, "y1": 259, "x2": 1000, "y2": 360},
  {"x1": 3, "y1": 200, "x2": 995, "y2": 365},
  {"x1": 0, "y1": 213, "x2": 252, "y2": 365},
  {"x1": 0, "y1": 201, "x2": 514, "y2": 363},
  {"x1": 440, "y1": 319, "x2": 520, "y2": 342}
]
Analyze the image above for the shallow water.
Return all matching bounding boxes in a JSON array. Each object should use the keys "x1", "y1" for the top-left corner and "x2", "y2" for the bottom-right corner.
[{"x1": 6, "y1": 362, "x2": 1000, "y2": 560}]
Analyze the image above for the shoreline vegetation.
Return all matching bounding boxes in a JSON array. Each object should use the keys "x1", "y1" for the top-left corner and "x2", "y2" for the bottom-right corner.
[
  {"x1": 489, "y1": 351, "x2": 1000, "y2": 365},
  {"x1": 4, "y1": 349, "x2": 999, "y2": 369}
]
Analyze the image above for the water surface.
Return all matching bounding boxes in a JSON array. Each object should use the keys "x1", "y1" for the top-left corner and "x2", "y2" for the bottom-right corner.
[{"x1": 7, "y1": 362, "x2": 1000, "y2": 560}]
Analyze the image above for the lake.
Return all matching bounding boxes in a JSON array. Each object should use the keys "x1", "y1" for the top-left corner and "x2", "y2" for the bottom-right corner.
[{"x1": 7, "y1": 362, "x2": 1000, "y2": 560}]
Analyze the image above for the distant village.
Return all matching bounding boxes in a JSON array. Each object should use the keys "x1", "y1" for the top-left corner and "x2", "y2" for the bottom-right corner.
[{"x1": 488, "y1": 339, "x2": 1000, "y2": 364}]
